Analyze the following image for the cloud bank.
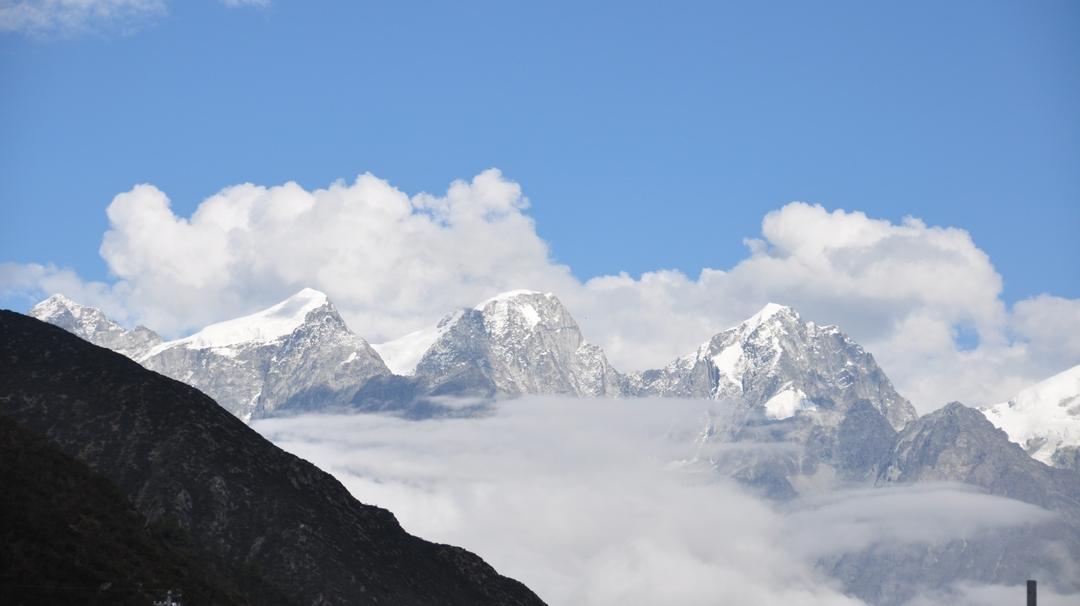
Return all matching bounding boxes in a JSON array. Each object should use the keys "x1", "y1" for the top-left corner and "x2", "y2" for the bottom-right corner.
[
  {"x1": 2, "y1": 169, "x2": 1077, "y2": 411},
  {"x1": 252, "y1": 397, "x2": 1063, "y2": 605}
]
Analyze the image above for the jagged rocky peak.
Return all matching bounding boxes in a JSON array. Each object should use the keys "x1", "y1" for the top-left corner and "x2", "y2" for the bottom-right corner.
[
  {"x1": 377, "y1": 289, "x2": 622, "y2": 398},
  {"x1": 631, "y1": 302, "x2": 917, "y2": 430},
  {"x1": 472, "y1": 290, "x2": 582, "y2": 348},
  {"x1": 29, "y1": 293, "x2": 161, "y2": 359},
  {"x1": 981, "y1": 364, "x2": 1080, "y2": 471},
  {"x1": 141, "y1": 288, "x2": 390, "y2": 421}
]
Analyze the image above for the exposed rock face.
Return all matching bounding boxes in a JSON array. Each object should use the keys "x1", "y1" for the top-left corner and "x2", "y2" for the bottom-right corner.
[
  {"x1": 879, "y1": 403, "x2": 1080, "y2": 516},
  {"x1": 29, "y1": 293, "x2": 162, "y2": 359},
  {"x1": 981, "y1": 364, "x2": 1080, "y2": 470},
  {"x1": 690, "y1": 399, "x2": 1080, "y2": 605},
  {"x1": 626, "y1": 303, "x2": 917, "y2": 431},
  {"x1": 834, "y1": 399, "x2": 899, "y2": 481},
  {"x1": 140, "y1": 289, "x2": 390, "y2": 421},
  {"x1": 0, "y1": 310, "x2": 546, "y2": 606},
  {"x1": 822, "y1": 403, "x2": 1080, "y2": 606},
  {"x1": 371, "y1": 291, "x2": 623, "y2": 401},
  {"x1": 701, "y1": 398, "x2": 900, "y2": 500}
]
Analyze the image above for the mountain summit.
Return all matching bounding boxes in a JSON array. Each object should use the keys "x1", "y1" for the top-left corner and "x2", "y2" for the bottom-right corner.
[
  {"x1": 374, "y1": 290, "x2": 622, "y2": 399},
  {"x1": 140, "y1": 289, "x2": 390, "y2": 421},
  {"x1": 30, "y1": 294, "x2": 162, "y2": 359},
  {"x1": 982, "y1": 364, "x2": 1080, "y2": 470},
  {"x1": 627, "y1": 303, "x2": 917, "y2": 430}
]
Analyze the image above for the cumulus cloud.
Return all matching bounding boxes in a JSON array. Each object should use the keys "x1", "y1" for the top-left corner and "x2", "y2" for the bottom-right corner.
[
  {"x1": 1011, "y1": 295, "x2": 1080, "y2": 366},
  {"x1": 252, "y1": 398, "x2": 1065, "y2": 605},
  {"x1": 93, "y1": 170, "x2": 579, "y2": 338},
  {"x1": 0, "y1": 0, "x2": 166, "y2": 35},
  {"x1": 2, "y1": 169, "x2": 1076, "y2": 411}
]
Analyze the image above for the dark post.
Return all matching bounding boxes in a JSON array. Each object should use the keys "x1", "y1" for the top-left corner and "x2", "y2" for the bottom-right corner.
[{"x1": 1027, "y1": 579, "x2": 1036, "y2": 606}]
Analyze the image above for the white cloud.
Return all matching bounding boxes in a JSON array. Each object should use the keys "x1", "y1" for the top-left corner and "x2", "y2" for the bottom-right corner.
[
  {"x1": 93, "y1": 170, "x2": 579, "y2": 338},
  {"x1": 0, "y1": 0, "x2": 166, "y2": 35},
  {"x1": 784, "y1": 484, "x2": 1054, "y2": 560},
  {"x1": 0, "y1": 261, "x2": 134, "y2": 322},
  {"x1": 565, "y1": 203, "x2": 1044, "y2": 411},
  {"x1": 2, "y1": 169, "x2": 1076, "y2": 412},
  {"x1": 220, "y1": 0, "x2": 267, "y2": 7},
  {"x1": 1011, "y1": 295, "x2": 1080, "y2": 367},
  {"x1": 0, "y1": 0, "x2": 268, "y2": 35},
  {"x1": 252, "y1": 398, "x2": 1069, "y2": 605}
]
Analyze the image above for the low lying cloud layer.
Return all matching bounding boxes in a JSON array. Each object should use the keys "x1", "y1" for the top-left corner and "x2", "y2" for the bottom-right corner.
[
  {"x1": 252, "y1": 397, "x2": 1062, "y2": 605},
  {"x1": 2, "y1": 169, "x2": 1077, "y2": 410}
]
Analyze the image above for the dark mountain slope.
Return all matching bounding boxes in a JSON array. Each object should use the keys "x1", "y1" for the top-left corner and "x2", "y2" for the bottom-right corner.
[
  {"x1": 0, "y1": 415, "x2": 282, "y2": 606},
  {"x1": 0, "y1": 310, "x2": 545, "y2": 606}
]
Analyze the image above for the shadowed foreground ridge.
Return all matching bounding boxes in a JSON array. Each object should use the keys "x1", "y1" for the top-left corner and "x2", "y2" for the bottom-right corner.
[
  {"x1": 0, "y1": 415, "x2": 285, "y2": 605},
  {"x1": 0, "y1": 311, "x2": 545, "y2": 606}
]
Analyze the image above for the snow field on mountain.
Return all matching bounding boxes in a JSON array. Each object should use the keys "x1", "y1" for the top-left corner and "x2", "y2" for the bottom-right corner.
[{"x1": 982, "y1": 365, "x2": 1080, "y2": 465}]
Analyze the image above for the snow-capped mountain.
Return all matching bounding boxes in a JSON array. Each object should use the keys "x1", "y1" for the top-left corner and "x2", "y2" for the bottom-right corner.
[
  {"x1": 981, "y1": 364, "x2": 1080, "y2": 470},
  {"x1": 29, "y1": 290, "x2": 915, "y2": 430},
  {"x1": 627, "y1": 303, "x2": 917, "y2": 430},
  {"x1": 139, "y1": 288, "x2": 389, "y2": 421},
  {"x1": 29, "y1": 294, "x2": 162, "y2": 359},
  {"x1": 373, "y1": 290, "x2": 622, "y2": 399}
]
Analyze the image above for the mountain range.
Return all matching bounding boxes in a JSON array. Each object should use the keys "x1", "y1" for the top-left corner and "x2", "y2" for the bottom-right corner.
[
  {"x1": 30, "y1": 288, "x2": 1077, "y2": 471},
  {"x1": 15, "y1": 289, "x2": 1080, "y2": 604},
  {"x1": 31, "y1": 289, "x2": 391, "y2": 422},
  {"x1": 29, "y1": 289, "x2": 915, "y2": 423}
]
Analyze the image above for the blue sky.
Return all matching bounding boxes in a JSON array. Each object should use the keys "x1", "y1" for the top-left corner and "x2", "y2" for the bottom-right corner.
[{"x1": 2, "y1": 0, "x2": 1077, "y2": 304}]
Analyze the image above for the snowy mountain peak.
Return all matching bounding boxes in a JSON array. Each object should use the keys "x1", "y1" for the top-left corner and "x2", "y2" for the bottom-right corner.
[
  {"x1": 632, "y1": 303, "x2": 916, "y2": 430},
  {"x1": 291, "y1": 287, "x2": 330, "y2": 303},
  {"x1": 154, "y1": 288, "x2": 334, "y2": 353},
  {"x1": 377, "y1": 291, "x2": 580, "y2": 376},
  {"x1": 373, "y1": 290, "x2": 621, "y2": 398},
  {"x1": 473, "y1": 289, "x2": 550, "y2": 310},
  {"x1": 981, "y1": 364, "x2": 1080, "y2": 469},
  {"x1": 475, "y1": 290, "x2": 566, "y2": 336},
  {"x1": 31, "y1": 292, "x2": 80, "y2": 315},
  {"x1": 29, "y1": 293, "x2": 161, "y2": 359},
  {"x1": 31, "y1": 293, "x2": 104, "y2": 325},
  {"x1": 138, "y1": 287, "x2": 388, "y2": 421},
  {"x1": 741, "y1": 302, "x2": 796, "y2": 331}
]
